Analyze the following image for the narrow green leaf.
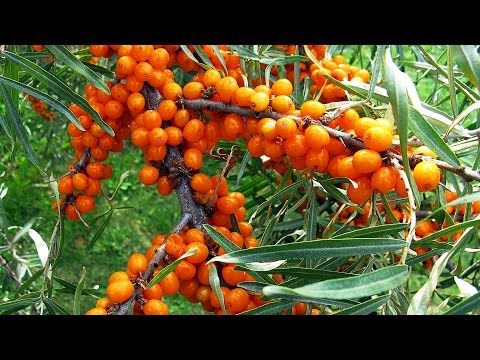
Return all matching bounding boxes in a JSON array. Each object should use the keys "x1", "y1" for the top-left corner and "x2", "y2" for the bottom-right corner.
[
  {"x1": 405, "y1": 248, "x2": 447, "y2": 266},
  {"x1": 0, "y1": 75, "x2": 84, "y2": 132},
  {"x1": 211, "y1": 45, "x2": 228, "y2": 74},
  {"x1": 0, "y1": 112, "x2": 13, "y2": 138},
  {"x1": 0, "y1": 83, "x2": 40, "y2": 168},
  {"x1": 236, "y1": 152, "x2": 251, "y2": 187},
  {"x1": 251, "y1": 178, "x2": 308, "y2": 219},
  {"x1": 318, "y1": 180, "x2": 361, "y2": 212},
  {"x1": 447, "y1": 46, "x2": 459, "y2": 117},
  {"x1": 263, "y1": 265, "x2": 408, "y2": 300},
  {"x1": 444, "y1": 291, "x2": 480, "y2": 315},
  {"x1": 367, "y1": 45, "x2": 386, "y2": 101},
  {"x1": 0, "y1": 195, "x2": 8, "y2": 235},
  {"x1": 86, "y1": 210, "x2": 113, "y2": 251},
  {"x1": 240, "y1": 299, "x2": 296, "y2": 315},
  {"x1": 3, "y1": 51, "x2": 113, "y2": 136},
  {"x1": 258, "y1": 267, "x2": 355, "y2": 280},
  {"x1": 209, "y1": 264, "x2": 228, "y2": 315},
  {"x1": 179, "y1": 45, "x2": 211, "y2": 71},
  {"x1": 73, "y1": 266, "x2": 87, "y2": 315},
  {"x1": 147, "y1": 247, "x2": 197, "y2": 288},
  {"x1": 43, "y1": 297, "x2": 71, "y2": 315},
  {"x1": 305, "y1": 190, "x2": 318, "y2": 241},
  {"x1": 204, "y1": 224, "x2": 240, "y2": 253},
  {"x1": 425, "y1": 193, "x2": 480, "y2": 221},
  {"x1": 82, "y1": 62, "x2": 115, "y2": 79},
  {"x1": 4, "y1": 57, "x2": 19, "y2": 110},
  {"x1": 14, "y1": 268, "x2": 44, "y2": 298},
  {"x1": 209, "y1": 238, "x2": 407, "y2": 265},
  {"x1": 451, "y1": 45, "x2": 480, "y2": 89},
  {"x1": 335, "y1": 294, "x2": 390, "y2": 315},
  {"x1": 228, "y1": 45, "x2": 261, "y2": 61},
  {"x1": 332, "y1": 223, "x2": 409, "y2": 239},
  {"x1": 409, "y1": 106, "x2": 460, "y2": 166},
  {"x1": 447, "y1": 100, "x2": 480, "y2": 137},
  {"x1": 203, "y1": 224, "x2": 274, "y2": 285},
  {"x1": 0, "y1": 297, "x2": 38, "y2": 314},
  {"x1": 45, "y1": 45, "x2": 110, "y2": 94},
  {"x1": 192, "y1": 45, "x2": 215, "y2": 69},
  {"x1": 384, "y1": 48, "x2": 421, "y2": 206}
]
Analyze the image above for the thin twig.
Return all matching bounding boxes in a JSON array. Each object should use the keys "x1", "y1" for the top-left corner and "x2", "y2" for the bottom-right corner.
[
  {"x1": 389, "y1": 152, "x2": 480, "y2": 183},
  {"x1": 390, "y1": 158, "x2": 417, "y2": 265},
  {"x1": 0, "y1": 254, "x2": 21, "y2": 287}
]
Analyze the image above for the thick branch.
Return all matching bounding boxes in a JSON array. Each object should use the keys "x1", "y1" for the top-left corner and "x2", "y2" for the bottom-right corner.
[
  {"x1": 0, "y1": 255, "x2": 21, "y2": 287},
  {"x1": 179, "y1": 98, "x2": 366, "y2": 151},
  {"x1": 113, "y1": 86, "x2": 207, "y2": 315}
]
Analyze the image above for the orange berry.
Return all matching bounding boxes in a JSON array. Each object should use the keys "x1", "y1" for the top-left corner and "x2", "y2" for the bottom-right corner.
[
  {"x1": 143, "y1": 299, "x2": 169, "y2": 315},
  {"x1": 305, "y1": 148, "x2": 329, "y2": 172},
  {"x1": 142, "y1": 110, "x2": 162, "y2": 130},
  {"x1": 413, "y1": 145, "x2": 437, "y2": 159},
  {"x1": 300, "y1": 100, "x2": 326, "y2": 119},
  {"x1": 159, "y1": 272, "x2": 180, "y2": 295},
  {"x1": 284, "y1": 134, "x2": 309, "y2": 157},
  {"x1": 143, "y1": 283, "x2": 163, "y2": 301},
  {"x1": 221, "y1": 263, "x2": 246, "y2": 286},
  {"x1": 371, "y1": 166, "x2": 397, "y2": 194},
  {"x1": 58, "y1": 176, "x2": 74, "y2": 195},
  {"x1": 337, "y1": 109, "x2": 359, "y2": 130},
  {"x1": 363, "y1": 127, "x2": 393, "y2": 152},
  {"x1": 354, "y1": 117, "x2": 376, "y2": 137},
  {"x1": 75, "y1": 194, "x2": 95, "y2": 213},
  {"x1": 157, "y1": 99, "x2": 178, "y2": 121},
  {"x1": 85, "y1": 307, "x2": 107, "y2": 315},
  {"x1": 127, "y1": 253, "x2": 148, "y2": 277},
  {"x1": 138, "y1": 165, "x2": 159, "y2": 185},
  {"x1": 127, "y1": 92, "x2": 145, "y2": 113},
  {"x1": 337, "y1": 156, "x2": 362, "y2": 180},
  {"x1": 134, "y1": 61, "x2": 153, "y2": 82},
  {"x1": 165, "y1": 126, "x2": 183, "y2": 146},
  {"x1": 183, "y1": 148, "x2": 203, "y2": 170},
  {"x1": 174, "y1": 260, "x2": 197, "y2": 280},
  {"x1": 270, "y1": 78, "x2": 293, "y2": 96},
  {"x1": 183, "y1": 119, "x2": 205, "y2": 143},
  {"x1": 157, "y1": 176, "x2": 173, "y2": 196},
  {"x1": 203, "y1": 69, "x2": 222, "y2": 87},
  {"x1": 225, "y1": 288, "x2": 250, "y2": 314},
  {"x1": 413, "y1": 161, "x2": 441, "y2": 192},
  {"x1": 275, "y1": 117, "x2": 297, "y2": 139},
  {"x1": 72, "y1": 173, "x2": 88, "y2": 191},
  {"x1": 191, "y1": 173, "x2": 212, "y2": 193},
  {"x1": 109, "y1": 271, "x2": 130, "y2": 284},
  {"x1": 131, "y1": 45, "x2": 154, "y2": 62},
  {"x1": 107, "y1": 280, "x2": 134, "y2": 303},
  {"x1": 185, "y1": 242, "x2": 209, "y2": 264},
  {"x1": 305, "y1": 125, "x2": 330, "y2": 150},
  {"x1": 236, "y1": 87, "x2": 256, "y2": 107},
  {"x1": 352, "y1": 149, "x2": 383, "y2": 174},
  {"x1": 249, "y1": 91, "x2": 270, "y2": 112},
  {"x1": 271, "y1": 95, "x2": 295, "y2": 113},
  {"x1": 347, "y1": 176, "x2": 373, "y2": 204},
  {"x1": 183, "y1": 81, "x2": 205, "y2": 100},
  {"x1": 211, "y1": 175, "x2": 229, "y2": 197}
]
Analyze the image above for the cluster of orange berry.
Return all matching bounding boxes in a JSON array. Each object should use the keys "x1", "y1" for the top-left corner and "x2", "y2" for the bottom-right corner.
[
  {"x1": 26, "y1": 94, "x2": 55, "y2": 120},
  {"x1": 51, "y1": 44, "x2": 449, "y2": 315}
]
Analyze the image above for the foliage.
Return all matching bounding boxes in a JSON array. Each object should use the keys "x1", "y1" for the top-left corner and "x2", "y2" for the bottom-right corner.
[{"x1": 0, "y1": 44, "x2": 479, "y2": 315}]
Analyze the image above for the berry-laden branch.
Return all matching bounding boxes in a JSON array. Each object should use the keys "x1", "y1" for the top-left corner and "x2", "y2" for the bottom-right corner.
[
  {"x1": 180, "y1": 97, "x2": 480, "y2": 184},
  {"x1": 112, "y1": 86, "x2": 207, "y2": 315},
  {"x1": 178, "y1": 98, "x2": 367, "y2": 151}
]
